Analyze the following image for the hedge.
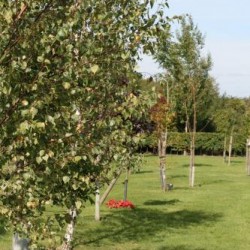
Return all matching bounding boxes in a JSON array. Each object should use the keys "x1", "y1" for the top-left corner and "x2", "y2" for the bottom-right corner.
[{"x1": 141, "y1": 132, "x2": 248, "y2": 156}]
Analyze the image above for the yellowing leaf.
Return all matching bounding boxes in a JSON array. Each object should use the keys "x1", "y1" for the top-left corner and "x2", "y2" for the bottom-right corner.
[
  {"x1": 48, "y1": 150, "x2": 54, "y2": 158},
  {"x1": 63, "y1": 176, "x2": 70, "y2": 183},
  {"x1": 1, "y1": 208, "x2": 9, "y2": 215},
  {"x1": 63, "y1": 82, "x2": 71, "y2": 89},
  {"x1": 21, "y1": 100, "x2": 29, "y2": 106},
  {"x1": 90, "y1": 64, "x2": 99, "y2": 74}
]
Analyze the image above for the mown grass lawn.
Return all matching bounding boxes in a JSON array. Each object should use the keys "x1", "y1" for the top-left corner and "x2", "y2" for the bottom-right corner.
[{"x1": 1, "y1": 155, "x2": 250, "y2": 250}]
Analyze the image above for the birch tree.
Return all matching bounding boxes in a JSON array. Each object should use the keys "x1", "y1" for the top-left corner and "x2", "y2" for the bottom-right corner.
[
  {"x1": 0, "y1": 0, "x2": 169, "y2": 249},
  {"x1": 214, "y1": 97, "x2": 247, "y2": 165},
  {"x1": 155, "y1": 15, "x2": 216, "y2": 187},
  {"x1": 150, "y1": 95, "x2": 174, "y2": 191}
]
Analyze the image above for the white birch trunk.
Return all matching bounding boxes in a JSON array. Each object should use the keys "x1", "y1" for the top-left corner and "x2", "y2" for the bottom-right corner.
[
  {"x1": 189, "y1": 95, "x2": 196, "y2": 188},
  {"x1": 183, "y1": 120, "x2": 188, "y2": 156},
  {"x1": 60, "y1": 208, "x2": 77, "y2": 250},
  {"x1": 189, "y1": 138, "x2": 195, "y2": 187},
  {"x1": 12, "y1": 233, "x2": 29, "y2": 250},
  {"x1": 228, "y1": 134, "x2": 233, "y2": 166},
  {"x1": 223, "y1": 136, "x2": 227, "y2": 163},
  {"x1": 123, "y1": 168, "x2": 129, "y2": 201},
  {"x1": 246, "y1": 139, "x2": 250, "y2": 175},
  {"x1": 95, "y1": 183, "x2": 100, "y2": 221},
  {"x1": 158, "y1": 131, "x2": 167, "y2": 191},
  {"x1": 191, "y1": 161, "x2": 195, "y2": 187}
]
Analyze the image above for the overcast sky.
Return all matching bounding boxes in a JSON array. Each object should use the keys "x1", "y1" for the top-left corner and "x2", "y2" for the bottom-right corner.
[{"x1": 138, "y1": 0, "x2": 250, "y2": 98}]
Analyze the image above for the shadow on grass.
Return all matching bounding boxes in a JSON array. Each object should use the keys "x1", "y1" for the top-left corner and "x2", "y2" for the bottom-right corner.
[
  {"x1": 157, "y1": 246, "x2": 205, "y2": 250},
  {"x1": 144, "y1": 199, "x2": 180, "y2": 206},
  {"x1": 230, "y1": 160, "x2": 244, "y2": 164},
  {"x1": 182, "y1": 163, "x2": 213, "y2": 168},
  {"x1": 135, "y1": 170, "x2": 154, "y2": 174},
  {"x1": 142, "y1": 154, "x2": 156, "y2": 158},
  {"x1": 74, "y1": 208, "x2": 222, "y2": 248},
  {"x1": 200, "y1": 179, "x2": 230, "y2": 186},
  {"x1": 170, "y1": 174, "x2": 187, "y2": 179},
  {"x1": 174, "y1": 187, "x2": 190, "y2": 190}
]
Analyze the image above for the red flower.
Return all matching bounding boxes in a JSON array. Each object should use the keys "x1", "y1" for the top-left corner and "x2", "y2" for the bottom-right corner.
[{"x1": 106, "y1": 199, "x2": 135, "y2": 209}]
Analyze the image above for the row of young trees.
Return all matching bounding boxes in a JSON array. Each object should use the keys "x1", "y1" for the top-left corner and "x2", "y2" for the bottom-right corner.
[
  {"x1": 151, "y1": 15, "x2": 217, "y2": 187},
  {"x1": 0, "y1": 1, "x2": 170, "y2": 249},
  {"x1": 142, "y1": 15, "x2": 250, "y2": 188}
]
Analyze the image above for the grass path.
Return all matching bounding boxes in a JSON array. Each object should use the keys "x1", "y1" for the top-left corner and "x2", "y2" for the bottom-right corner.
[{"x1": 1, "y1": 155, "x2": 250, "y2": 249}]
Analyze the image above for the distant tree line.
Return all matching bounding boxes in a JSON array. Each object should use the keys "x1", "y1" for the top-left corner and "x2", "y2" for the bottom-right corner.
[
  {"x1": 138, "y1": 15, "x2": 250, "y2": 160},
  {"x1": 141, "y1": 131, "x2": 248, "y2": 156}
]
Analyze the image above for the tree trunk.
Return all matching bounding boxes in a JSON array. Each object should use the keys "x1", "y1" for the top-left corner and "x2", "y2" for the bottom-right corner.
[
  {"x1": 12, "y1": 233, "x2": 29, "y2": 250},
  {"x1": 100, "y1": 168, "x2": 122, "y2": 205},
  {"x1": 95, "y1": 181, "x2": 100, "y2": 221},
  {"x1": 158, "y1": 131, "x2": 167, "y2": 191},
  {"x1": 189, "y1": 136, "x2": 195, "y2": 187},
  {"x1": 189, "y1": 96, "x2": 196, "y2": 188},
  {"x1": 60, "y1": 208, "x2": 77, "y2": 250},
  {"x1": 223, "y1": 136, "x2": 227, "y2": 163},
  {"x1": 183, "y1": 120, "x2": 188, "y2": 156},
  {"x1": 123, "y1": 168, "x2": 129, "y2": 201},
  {"x1": 228, "y1": 133, "x2": 233, "y2": 166},
  {"x1": 246, "y1": 139, "x2": 250, "y2": 175}
]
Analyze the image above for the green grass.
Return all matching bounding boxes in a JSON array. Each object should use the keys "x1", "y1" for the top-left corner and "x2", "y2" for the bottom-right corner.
[{"x1": 1, "y1": 155, "x2": 250, "y2": 249}]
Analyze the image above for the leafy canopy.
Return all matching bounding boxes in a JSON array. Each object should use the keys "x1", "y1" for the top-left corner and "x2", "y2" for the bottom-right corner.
[{"x1": 0, "y1": 0, "x2": 169, "y2": 247}]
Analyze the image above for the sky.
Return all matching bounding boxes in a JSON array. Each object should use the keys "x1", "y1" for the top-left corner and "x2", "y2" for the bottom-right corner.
[{"x1": 138, "y1": 0, "x2": 250, "y2": 98}]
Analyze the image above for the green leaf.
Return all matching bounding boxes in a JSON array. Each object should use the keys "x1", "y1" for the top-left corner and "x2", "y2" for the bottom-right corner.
[
  {"x1": 44, "y1": 59, "x2": 51, "y2": 64},
  {"x1": 37, "y1": 56, "x2": 44, "y2": 62},
  {"x1": 21, "y1": 109, "x2": 29, "y2": 117},
  {"x1": 36, "y1": 157, "x2": 43, "y2": 164},
  {"x1": 63, "y1": 176, "x2": 70, "y2": 183},
  {"x1": 35, "y1": 122, "x2": 45, "y2": 129},
  {"x1": 30, "y1": 107, "x2": 38, "y2": 118},
  {"x1": 23, "y1": 173, "x2": 31, "y2": 180},
  {"x1": 42, "y1": 154, "x2": 49, "y2": 162},
  {"x1": 121, "y1": 53, "x2": 129, "y2": 60},
  {"x1": 19, "y1": 121, "x2": 29, "y2": 132},
  {"x1": 21, "y1": 61, "x2": 27, "y2": 70},
  {"x1": 4, "y1": 10, "x2": 12, "y2": 23},
  {"x1": 74, "y1": 156, "x2": 81, "y2": 162},
  {"x1": 113, "y1": 154, "x2": 119, "y2": 161},
  {"x1": 150, "y1": 0, "x2": 154, "y2": 8},
  {"x1": 39, "y1": 150, "x2": 45, "y2": 156},
  {"x1": 46, "y1": 115, "x2": 55, "y2": 125},
  {"x1": 75, "y1": 200, "x2": 82, "y2": 210},
  {"x1": 72, "y1": 183, "x2": 78, "y2": 190},
  {"x1": 57, "y1": 29, "x2": 65, "y2": 38}
]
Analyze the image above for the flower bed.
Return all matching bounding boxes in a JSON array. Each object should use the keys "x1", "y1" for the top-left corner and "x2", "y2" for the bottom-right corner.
[{"x1": 106, "y1": 199, "x2": 135, "y2": 209}]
